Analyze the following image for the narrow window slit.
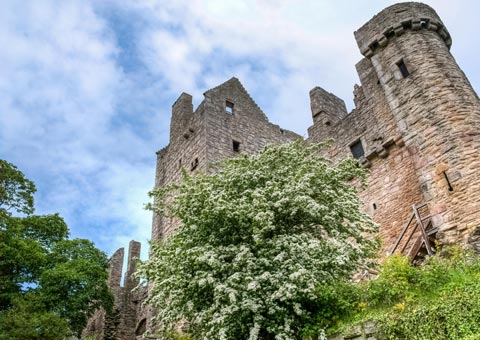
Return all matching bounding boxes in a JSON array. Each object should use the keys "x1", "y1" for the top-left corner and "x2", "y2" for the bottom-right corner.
[
  {"x1": 443, "y1": 171, "x2": 454, "y2": 191},
  {"x1": 397, "y1": 59, "x2": 410, "y2": 78},
  {"x1": 191, "y1": 158, "x2": 199, "y2": 171},
  {"x1": 226, "y1": 100, "x2": 234, "y2": 114}
]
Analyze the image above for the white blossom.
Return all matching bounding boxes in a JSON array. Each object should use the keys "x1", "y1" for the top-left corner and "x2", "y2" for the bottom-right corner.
[{"x1": 138, "y1": 141, "x2": 377, "y2": 339}]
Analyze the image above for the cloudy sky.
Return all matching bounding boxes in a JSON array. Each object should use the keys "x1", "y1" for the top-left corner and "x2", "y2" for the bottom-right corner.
[{"x1": 1, "y1": 0, "x2": 478, "y2": 261}]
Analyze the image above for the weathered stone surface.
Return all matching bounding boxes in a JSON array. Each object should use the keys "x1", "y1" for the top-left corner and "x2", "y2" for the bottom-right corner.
[
  {"x1": 152, "y1": 77, "x2": 300, "y2": 241},
  {"x1": 83, "y1": 241, "x2": 147, "y2": 340}
]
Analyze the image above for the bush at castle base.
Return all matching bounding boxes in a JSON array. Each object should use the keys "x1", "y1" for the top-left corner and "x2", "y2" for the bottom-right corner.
[
  {"x1": 360, "y1": 248, "x2": 480, "y2": 340},
  {"x1": 139, "y1": 141, "x2": 378, "y2": 340}
]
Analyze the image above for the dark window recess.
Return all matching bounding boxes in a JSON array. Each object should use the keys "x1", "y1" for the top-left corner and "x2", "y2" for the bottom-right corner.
[
  {"x1": 373, "y1": 203, "x2": 377, "y2": 210},
  {"x1": 350, "y1": 140, "x2": 365, "y2": 159},
  {"x1": 178, "y1": 159, "x2": 182, "y2": 168},
  {"x1": 443, "y1": 171, "x2": 454, "y2": 191},
  {"x1": 136, "y1": 319, "x2": 147, "y2": 336},
  {"x1": 191, "y1": 158, "x2": 199, "y2": 171},
  {"x1": 232, "y1": 140, "x2": 241, "y2": 152},
  {"x1": 226, "y1": 100, "x2": 234, "y2": 114},
  {"x1": 397, "y1": 59, "x2": 410, "y2": 78}
]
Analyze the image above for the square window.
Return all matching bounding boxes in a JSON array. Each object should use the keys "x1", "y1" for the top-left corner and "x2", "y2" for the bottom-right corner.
[
  {"x1": 226, "y1": 100, "x2": 234, "y2": 114},
  {"x1": 350, "y1": 140, "x2": 365, "y2": 159},
  {"x1": 232, "y1": 140, "x2": 240, "y2": 152}
]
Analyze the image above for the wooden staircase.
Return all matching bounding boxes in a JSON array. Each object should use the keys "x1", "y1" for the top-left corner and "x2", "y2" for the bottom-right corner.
[{"x1": 388, "y1": 203, "x2": 438, "y2": 263}]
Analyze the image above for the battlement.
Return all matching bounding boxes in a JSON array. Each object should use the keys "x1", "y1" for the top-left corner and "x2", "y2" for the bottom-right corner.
[
  {"x1": 309, "y1": 86, "x2": 347, "y2": 126},
  {"x1": 355, "y1": 2, "x2": 451, "y2": 58}
]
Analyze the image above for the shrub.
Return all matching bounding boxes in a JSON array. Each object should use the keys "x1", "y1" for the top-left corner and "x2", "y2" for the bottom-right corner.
[
  {"x1": 333, "y1": 246, "x2": 480, "y2": 340},
  {"x1": 140, "y1": 141, "x2": 378, "y2": 340}
]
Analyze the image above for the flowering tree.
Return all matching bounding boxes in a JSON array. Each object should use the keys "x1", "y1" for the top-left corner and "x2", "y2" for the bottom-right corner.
[{"x1": 140, "y1": 141, "x2": 378, "y2": 340}]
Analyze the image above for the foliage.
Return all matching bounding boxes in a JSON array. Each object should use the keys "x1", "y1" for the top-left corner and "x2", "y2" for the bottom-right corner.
[
  {"x1": 139, "y1": 141, "x2": 378, "y2": 340},
  {"x1": 0, "y1": 160, "x2": 36, "y2": 215},
  {"x1": 0, "y1": 159, "x2": 113, "y2": 339},
  {"x1": 335, "y1": 247, "x2": 480, "y2": 340},
  {"x1": 0, "y1": 294, "x2": 69, "y2": 340}
]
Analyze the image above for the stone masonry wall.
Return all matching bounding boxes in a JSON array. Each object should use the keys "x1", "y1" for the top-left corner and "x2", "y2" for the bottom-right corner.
[
  {"x1": 152, "y1": 77, "x2": 299, "y2": 241},
  {"x1": 151, "y1": 93, "x2": 207, "y2": 240},
  {"x1": 358, "y1": 2, "x2": 480, "y2": 249},
  {"x1": 308, "y1": 56, "x2": 423, "y2": 256},
  {"x1": 308, "y1": 2, "x2": 480, "y2": 255},
  {"x1": 82, "y1": 241, "x2": 145, "y2": 340}
]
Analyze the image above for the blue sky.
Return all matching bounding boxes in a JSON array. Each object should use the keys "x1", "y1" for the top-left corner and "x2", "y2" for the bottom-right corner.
[{"x1": 1, "y1": 0, "x2": 479, "y2": 261}]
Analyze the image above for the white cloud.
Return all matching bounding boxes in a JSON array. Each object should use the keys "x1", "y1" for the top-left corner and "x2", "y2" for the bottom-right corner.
[{"x1": 0, "y1": 0, "x2": 153, "y2": 259}]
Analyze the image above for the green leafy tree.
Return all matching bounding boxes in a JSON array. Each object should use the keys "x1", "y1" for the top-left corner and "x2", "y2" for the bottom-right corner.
[
  {"x1": 0, "y1": 160, "x2": 113, "y2": 339},
  {"x1": 140, "y1": 141, "x2": 378, "y2": 340},
  {"x1": 0, "y1": 160, "x2": 36, "y2": 215}
]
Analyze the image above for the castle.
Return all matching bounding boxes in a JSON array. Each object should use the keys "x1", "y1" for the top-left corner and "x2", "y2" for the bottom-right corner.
[{"x1": 83, "y1": 2, "x2": 480, "y2": 339}]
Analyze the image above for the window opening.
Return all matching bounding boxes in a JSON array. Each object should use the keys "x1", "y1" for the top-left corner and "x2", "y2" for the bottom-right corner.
[
  {"x1": 232, "y1": 140, "x2": 241, "y2": 152},
  {"x1": 373, "y1": 203, "x2": 377, "y2": 210},
  {"x1": 226, "y1": 100, "x2": 234, "y2": 114},
  {"x1": 136, "y1": 319, "x2": 147, "y2": 336},
  {"x1": 178, "y1": 159, "x2": 182, "y2": 168},
  {"x1": 443, "y1": 171, "x2": 454, "y2": 191},
  {"x1": 350, "y1": 139, "x2": 365, "y2": 160},
  {"x1": 397, "y1": 59, "x2": 410, "y2": 78},
  {"x1": 191, "y1": 158, "x2": 199, "y2": 171}
]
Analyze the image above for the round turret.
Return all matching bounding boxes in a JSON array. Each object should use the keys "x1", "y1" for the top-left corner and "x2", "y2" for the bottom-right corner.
[{"x1": 356, "y1": 2, "x2": 480, "y2": 248}]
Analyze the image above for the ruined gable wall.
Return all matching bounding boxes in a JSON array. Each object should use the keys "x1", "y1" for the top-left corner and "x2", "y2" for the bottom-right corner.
[
  {"x1": 153, "y1": 78, "x2": 299, "y2": 241},
  {"x1": 203, "y1": 78, "x2": 298, "y2": 169},
  {"x1": 82, "y1": 242, "x2": 146, "y2": 340}
]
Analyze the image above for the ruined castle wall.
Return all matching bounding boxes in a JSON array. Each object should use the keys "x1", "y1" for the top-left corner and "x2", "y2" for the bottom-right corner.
[
  {"x1": 118, "y1": 241, "x2": 141, "y2": 340},
  {"x1": 355, "y1": 2, "x2": 480, "y2": 247},
  {"x1": 308, "y1": 54, "x2": 424, "y2": 255},
  {"x1": 153, "y1": 78, "x2": 299, "y2": 241},
  {"x1": 82, "y1": 242, "x2": 145, "y2": 340},
  {"x1": 151, "y1": 95, "x2": 208, "y2": 240}
]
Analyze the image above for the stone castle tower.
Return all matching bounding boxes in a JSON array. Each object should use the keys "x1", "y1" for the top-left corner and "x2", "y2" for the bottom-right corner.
[
  {"x1": 83, "y1": 2, "x2": 480, "y2": 339},
  {"x1": 309, "y1": 2, "x2": 480, "y2": 256}
]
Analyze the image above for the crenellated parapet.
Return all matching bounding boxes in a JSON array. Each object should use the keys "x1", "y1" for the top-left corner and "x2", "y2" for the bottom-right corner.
[{"x1": 355, "y1": 2, "x2": 452, "y2": 58}]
